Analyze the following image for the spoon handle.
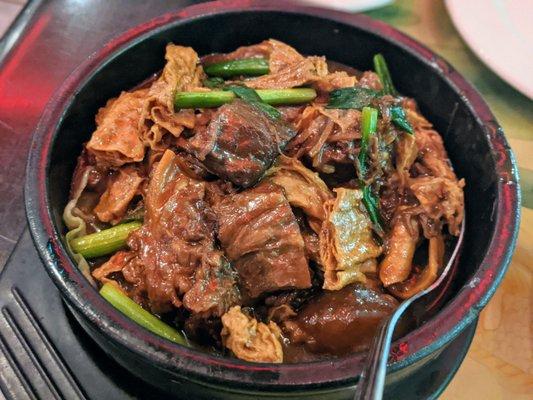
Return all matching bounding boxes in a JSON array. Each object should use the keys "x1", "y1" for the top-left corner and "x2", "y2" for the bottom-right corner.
[
  {"x1": 353, "y1": 304, "x2": 404, "y2": 400},
  {"x1": 354, "y1": 220, "x2": 465, "y2": 400}
]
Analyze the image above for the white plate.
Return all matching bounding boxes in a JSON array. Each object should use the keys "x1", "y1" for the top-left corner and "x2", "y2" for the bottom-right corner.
[
  {"x1": 298, "y1": 0, "x2": 393, "y2": 13},
  {"x1": 446, "y1": 0, "x2": 533, "y2": 99}
]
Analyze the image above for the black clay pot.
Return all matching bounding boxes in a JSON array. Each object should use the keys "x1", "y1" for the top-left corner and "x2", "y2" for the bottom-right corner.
[{"x1": 25, "y1": 1, "x2": 520, "y2": 399}]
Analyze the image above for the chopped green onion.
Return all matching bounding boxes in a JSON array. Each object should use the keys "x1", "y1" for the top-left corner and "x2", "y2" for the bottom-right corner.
[
  {"x1": 326, "y1": 87, "x2": 380, "y2": 109},
  {"x1": 390, "y1": 106, "x2": 414, "y2": 134},
  {"x1": 358, "y1": 106, "x2": 379, "y2": 178},
  {"x1": 174, "y1": 88, "x2": 317, "y2": 109},
  {"x1": 100, "y1": 283, "x2": 187, "y2": 345},
  {"x1": 225, "y1": 85, "x2": 281, "y2": 119},
  {"x1": 70, "y1": 221, "x2": 142, "y2": 259},
  {"x1": 203, "y1": 58, "x2": 269, "y2": 78},
  {"x1": 373, "y1": 54, "x2": 397, "y2": 96},
  {"x1": 174, "y1": 91, "x2": 235, "y2": 108},
  {"x1": 253, "y1": 88, "x2": 317, "y2": 106},
  {"x1": 355, "y1": 106, "x2": 383, "y2": 232}
]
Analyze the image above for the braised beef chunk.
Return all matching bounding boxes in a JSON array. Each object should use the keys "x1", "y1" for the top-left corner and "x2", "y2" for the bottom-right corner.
[
  {"x1": 187, "y1": 100, "x2": 296, "y2": 188},
  {"x1": 121, "y1": 150, "x2": 217, "y2": 313},
  {"x1": 93, "y1": 150, "x2": 239, "y2": 316},
  {"x1": 183, "y1": 251, "x2": 240, "y2": 317},
  {"x1": 283, "y1": 284, "x2": 397, "y2": 358},
  {"x1": 215, "y1": 183, "x2": 311, "y2": 298}
]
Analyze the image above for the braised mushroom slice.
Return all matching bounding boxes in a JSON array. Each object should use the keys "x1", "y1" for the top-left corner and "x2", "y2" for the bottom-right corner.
[{"x1": 283, "y1": 284, "x2": 398, "y2": 356}]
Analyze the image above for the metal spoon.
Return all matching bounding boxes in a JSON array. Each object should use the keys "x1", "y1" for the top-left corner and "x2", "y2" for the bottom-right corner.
[{"x1": 354, "y1": 219, "x2": 466, "y2": 400}]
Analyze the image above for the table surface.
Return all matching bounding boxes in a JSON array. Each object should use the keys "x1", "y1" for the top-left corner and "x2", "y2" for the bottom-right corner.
[{"x1": 0, "y1": 0, "x2": 530, "y2": 399}]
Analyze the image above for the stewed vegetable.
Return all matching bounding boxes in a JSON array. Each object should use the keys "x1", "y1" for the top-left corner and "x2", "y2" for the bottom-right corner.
[
  {"x1": 203, "y1": 58, "x2": 269, "y2": 77},
  {"x1": 70, "y1": 221, "x2": 142, "y2": 258},
  {"x1": 174, "y1": 88, "x2": 317, "y2": 109},
  {"x1": 100, "y1": 283, "x2": 187, "y2": 345}
]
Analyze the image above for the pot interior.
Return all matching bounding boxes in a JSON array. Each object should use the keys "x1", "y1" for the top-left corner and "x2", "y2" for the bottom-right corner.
[{"x1": 46, "y1": 10, "x2": 497, "y2": 365}]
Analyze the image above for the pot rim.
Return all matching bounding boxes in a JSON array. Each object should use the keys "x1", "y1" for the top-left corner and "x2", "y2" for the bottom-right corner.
[{"x1": 24, "y1": 0, "x2": 520, "y2": 391}]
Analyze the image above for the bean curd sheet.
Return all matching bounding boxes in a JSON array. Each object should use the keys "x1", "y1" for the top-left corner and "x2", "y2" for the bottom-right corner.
[{"x1": 64, "y1": 40, "x2": 464, "y2": 364}]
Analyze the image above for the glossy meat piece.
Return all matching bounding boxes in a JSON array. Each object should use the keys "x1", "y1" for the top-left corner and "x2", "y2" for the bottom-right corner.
[
  {"x1": 187, "y1": 100, "x2": 296, "y2": 188},
  {"x1": 183, "y1": 251, "x2": 240, "y2": 317},
  {"x1": 319, "y1": 188, "x2": 382, "y2": 290},
  {"x1": 87, "y1": 88, "x2": 148, "y2": 167},
  {"x1": 174, "y1": 151, "x2": 212, "y2": 181},
  {"x1": 283, "y1": 284, "x2": 398, "y2": 356},
  {"x1": 265, "y1": 155, "x2": 333, "y2": 233},
  {"x1": 221, "y1": 306, "x2": 283, "y2": 363},
  {"x1": 93, "y1": 165, "x2": 144, "y2": 224},
  {"x1": 123, "y1": 150, "x2": 216, "y2": 313},
  {"x1": 92, "y1": 150, "x2": 237, "y2": 315},
  {"x1": 215, "y1": 183, "x2": 311, "y2": 298}
]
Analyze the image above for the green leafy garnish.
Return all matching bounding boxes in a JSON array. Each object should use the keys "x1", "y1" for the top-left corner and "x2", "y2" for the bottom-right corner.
[
  {"x1": 356, "y1": 106, "x2": 383, "y2": 232},
  {"x1": 362, "y1": 185, "x2": 383, "y2": 233},
  {"x1": 326, "y1": 87, "x2": 380, "y2": 109},
  {"x1": 100, "y1": 283, "x2": 188, "y2": 345},
  {"x1": 203, "y1": 76, "x2": 225, "y2": 89},
  {"x1": 358, "y1": 106, "x2": 378, "y2": 178},
  {"x1": 390, "y1": 106, "x2": 414, "y2": 134},
  {"x1": 373, "y1": 53, "x2": 397, "y2": 96},
  {"x1": 225, "y1": 85, "x2": 281, "y2": 119}
]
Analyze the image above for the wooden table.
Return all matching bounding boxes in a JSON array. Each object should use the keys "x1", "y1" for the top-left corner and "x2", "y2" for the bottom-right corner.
[{"x1": 366, "y1": 1, "x2": 532, "y2": 398}]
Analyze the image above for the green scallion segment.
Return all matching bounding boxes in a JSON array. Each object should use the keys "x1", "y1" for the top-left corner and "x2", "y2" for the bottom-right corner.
[
  {"x1": 174, "y1": 88, "x2": 317, "y2": 109},
  {"x1": 225, "y1": 85, "x2": 281, "y2": 119},
  {"x1": 356, "y1": 106, "x2": 383, "y2": 232},
  {"x1": 326, "y1": 87, "x2": 380, "y2": 110},
  {"x1": 390, "y1": 106, "x2": 414, "y2": 134},
  {"x1": 70, "y1": 221, "x2": 142, "y2": 259},
  {"x1": 362, "y1": 185, "x2": 383, "y2": 232},
  {"x1": 100, "y1": 283, "x2": 187, "y2": 345},
  {"x1": 373, "y1": 53, "x2": 397, "y2": 96},
  {"x1": 358, "y1": 106, "x2": 379, "y2": 178},
  {"x1": 203, "y1": 58, "x2": 269, "y2": 77},
  {"x1": 174, "y1": 91, "x2": 235, "y2": 108},
  {"x1": 253, "y1": 88, "x2": 317, "y2": 106}
]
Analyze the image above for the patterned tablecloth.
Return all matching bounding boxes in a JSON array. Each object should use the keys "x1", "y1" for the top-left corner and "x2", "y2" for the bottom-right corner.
[{"x1": 366, "y1": 1, "x2": 532, "y2": 398}]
